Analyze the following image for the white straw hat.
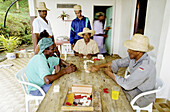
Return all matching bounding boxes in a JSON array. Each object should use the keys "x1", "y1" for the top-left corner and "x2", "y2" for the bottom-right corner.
[
  {"x1": 36, "y1": 2, "x2": 50, "y2": 11},
  {"x1": 78, "y1": 28, "x2": 95, "y2": 37},
  {"x1": 123, "y1": 34, "x2": 154, "y2": 52},
  {"x1": 74, "y1": 5, "x2": 81, "y2": 11}
]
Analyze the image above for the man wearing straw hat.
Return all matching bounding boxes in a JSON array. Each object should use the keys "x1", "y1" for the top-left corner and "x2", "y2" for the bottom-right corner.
[
  {"x1": 73, "y1": 27, "x2": 99, "y2": 59},
  {"x1": 32, "y1": 2, "x2": 60, "y2": 56},
  {"x1": 70, "y1": 5, "x2": 92, "y2": 49},
  {"x1": 26, "y1": 38, "x2": 77, "y2": 96},
  {"x1": 87, "y1": 34, "x2": 156, "y2": 107}
]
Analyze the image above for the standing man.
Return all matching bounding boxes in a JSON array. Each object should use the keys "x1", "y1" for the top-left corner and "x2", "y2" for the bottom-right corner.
[
  {"x1": 32, "y1": 2, "x2": 60, "y2": 56},
  {"x1": 93, "y1": 12, "x2": 111, "y2": 54},
  {"x1": 70, "y1": 5, "x2": 92, "y2": 49}
]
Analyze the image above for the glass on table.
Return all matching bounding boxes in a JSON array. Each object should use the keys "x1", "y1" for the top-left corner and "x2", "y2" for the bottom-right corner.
[{"x1": 112, "y1": 86, "x2": 120, "y2": 100}]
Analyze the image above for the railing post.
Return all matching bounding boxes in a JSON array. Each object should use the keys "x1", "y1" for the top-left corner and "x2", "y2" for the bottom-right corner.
[{"x1": 4, "y1": 0, "x2": 18, "y2": 28}]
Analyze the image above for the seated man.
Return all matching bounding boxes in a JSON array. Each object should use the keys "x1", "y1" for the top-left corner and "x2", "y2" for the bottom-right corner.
[
  {"x1": 73, "y1": 27, "x2": 99, "y2": 59},
  {"x1": 35, "y1": 30, "x2": 69, "y2": 68},
  {"x1": 88, "y1": 34, "x2": 156, "y2": 107},
  {"x1": 26, "y1": 38, "x2": 77, "y2": 96},
  {"x1": 34, "y1": 30, "x2": 60, "y2": 57}
]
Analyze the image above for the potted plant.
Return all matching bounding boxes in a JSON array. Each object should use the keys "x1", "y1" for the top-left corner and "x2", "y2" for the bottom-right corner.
[
  {"x1": 58, "y1": 11, "x2": 69, "y2": 20},
  {"x1": 0, "y1": 35, "x2": 20, "y2": 60}
]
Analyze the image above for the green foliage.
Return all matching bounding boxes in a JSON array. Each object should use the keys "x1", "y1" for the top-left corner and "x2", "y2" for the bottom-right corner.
[
  {"x1": 0, "y1": 0, "x2": 32, "y2": 52},
  {"x1": 21, "y1": 34, "x2": 32, "y2": 45},
  {"x1": 0, "y1": 0, "x2": 31, "y2": 37},
  {"x1": 0, "y1": 23, "x2": 11, "y2": 37},
  {"x1": 0, "y1": 35, "x2": 21, "y2": 53},
  {"x1": 0, "y1": 13, "x2": 31, "y2": 37}
]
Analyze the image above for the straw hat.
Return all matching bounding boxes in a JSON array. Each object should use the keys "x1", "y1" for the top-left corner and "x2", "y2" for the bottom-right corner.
[
  {"x1": 96, "y1": 12, "x2": 105, "y2": 17},
  {"x1": 78, "y1": 28, "x2": 95, "y2": 37},
  {"x1": 123, "y1": 34, "x2": 154, "y2": 52},
  {"x1": 74, "y1": 5, "x2": 81, "y2": 11},
  {"x1": 36, "y1": 2, "x2": 50, "y2": 11}
]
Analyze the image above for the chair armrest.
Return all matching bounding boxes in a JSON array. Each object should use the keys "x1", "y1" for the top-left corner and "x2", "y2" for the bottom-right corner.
[
  {"x1": 18, "y1": 80, "x2": 46, "y2": 96},
  {"x1": 130, "y1": 89, "x2": 159, "y2": 106}
]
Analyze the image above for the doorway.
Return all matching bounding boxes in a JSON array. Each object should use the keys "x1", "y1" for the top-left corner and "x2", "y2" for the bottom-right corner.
[
  {"x1": 134, "y1": 0, "x2": 148, "y2": 34},
  {"x1": 93, "y1": 6, "x2": 113, "y2": 54}
]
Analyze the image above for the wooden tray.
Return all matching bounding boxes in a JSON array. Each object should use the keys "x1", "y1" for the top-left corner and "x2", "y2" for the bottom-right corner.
[{"x1": 61, "y1": 84, "x2": 94, "y2": 111}]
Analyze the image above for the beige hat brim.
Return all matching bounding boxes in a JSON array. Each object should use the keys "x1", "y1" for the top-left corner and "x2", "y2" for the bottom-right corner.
[
  {"x1": 123, "y1": 40, "x2": 154, "y2": 52},
  {"x1": 78, "y1": 30, "x2": 95, "y2": 37},
  {"x1": 36, "y1": 8, "x2": 50, "y2": 11}
]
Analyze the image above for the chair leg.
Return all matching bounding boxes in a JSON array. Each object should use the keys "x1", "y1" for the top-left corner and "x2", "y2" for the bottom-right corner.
[
  {"x1": 64, "y1": 50, "x2": 67, "y2": 60},
  {"x1": 136, "y1": 109, "x2": 141, "y2": 112},
  {"x1": 26, "y1": 99, "x2": 29, "y2": 112},
  {"x1": 35, "y1": 100, "x2": 39, "y2": 105},
  {"x1": 148, "y1": 103, "x2": 153, "y2": 112}
]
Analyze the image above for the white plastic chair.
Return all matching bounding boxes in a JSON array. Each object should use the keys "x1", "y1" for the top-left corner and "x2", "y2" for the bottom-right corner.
[
  {"x1": 61, "y1": 43, "x2": 74, "y2": 60},
  {"x1": 124, "y1": 67, "x2": 130, "y2": 79},
  {"x1": 15, "y1": 68, "x2": 45, "y2": 112},
  {"x1": 130, "y1": 77, "x2": 164, "y2": 112}
]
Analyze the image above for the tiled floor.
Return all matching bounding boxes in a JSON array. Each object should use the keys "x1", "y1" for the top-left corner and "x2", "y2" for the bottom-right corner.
[
  {"x1": 153, "y1": 98, "x2": 170, "y2": 112},
  {"x1": 0, "y1": 58, "x2": 38, "y2": 112}
]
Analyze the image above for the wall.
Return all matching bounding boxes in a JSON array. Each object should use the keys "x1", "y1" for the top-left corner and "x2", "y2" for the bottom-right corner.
[
  {"x1": 144, "y1": 0, "x2": 166, "y2": 61},
  {"x1": 35, "y1": 0, "x2": 115, "y2": 42},
  {"x1": 156, "y1": 0, "x2": 170, "y2": 100},
  {"x1": 115, "y1": 0, "x2": 136, "y2": 57}
]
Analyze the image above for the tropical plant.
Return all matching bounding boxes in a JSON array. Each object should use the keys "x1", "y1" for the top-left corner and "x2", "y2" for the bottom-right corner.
[
  {"x1": 0, "y1": 35, "x2": 21, "y2": 53},
  {"x1": 58, "y1": 11, "x2": 69, "y2": 20},
  {"x1": 22, "y1": 34, "x2": 32, "y2": 45}
]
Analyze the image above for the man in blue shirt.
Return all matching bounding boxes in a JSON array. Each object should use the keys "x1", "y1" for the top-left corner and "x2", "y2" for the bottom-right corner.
[
  {"x1": 70, "y1": 5, "x2": 91, "y2": 49},
  {"x1": 26, "y1": 38, "x2": 77, "y2": 96}
]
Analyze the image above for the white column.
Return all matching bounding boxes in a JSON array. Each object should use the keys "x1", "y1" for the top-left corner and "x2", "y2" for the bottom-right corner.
[
  {"x1": 112, "y1": 0, "x2": 122, "y2": 54},
  {"x1": 156, "y1": 0, "x2": 170, "y2": 100},
  {"x1": 157, "y1": 21, "x2": 170, "y2": 100},
  {"x1": 28, "y1": 0, "x2": 36, "y2": 16}
]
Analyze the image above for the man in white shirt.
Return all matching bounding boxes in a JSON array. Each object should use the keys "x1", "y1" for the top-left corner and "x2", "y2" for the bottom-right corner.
[
  {"x1": 32, "y1": 2, "x2": 59, "y2": 56},
  {"x1": 73, "y1": 28, "x2": 99, "y2": 59}
]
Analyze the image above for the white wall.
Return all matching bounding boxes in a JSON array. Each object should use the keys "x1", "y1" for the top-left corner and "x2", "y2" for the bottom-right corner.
[
  {"x1": 36, "y1": 0, "x2": 115, "y2": 41},
  {"x1": 28, "y1": 0, "x2": 36, "y2": 16},
  {"x1": 157, "y1": 20, "x2": 170, "y2": 100},
  {"x1": 115, "y1": 0, "x2": 136, "y2": 57},
  {"x1": 156, "y1": 0, "x2": 170, "y2": 100},
  {"x1": 144, "y1": 0, "x2": 166, "y2": 61}
]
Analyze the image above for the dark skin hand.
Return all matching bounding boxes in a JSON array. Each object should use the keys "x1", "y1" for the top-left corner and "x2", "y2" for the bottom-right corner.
[
  {"x1": 44, "y1": 64, "x2": 77, "y2": 84},
  {"x1": 104, "y1": 66, "x2": 116, "y2": 81},
  {"x1": 94, "y1": 34, "x2": 108, "y2": 38},
  {"x1": 74, "y1": 51, "x2": 84, "y2": 58},
  {"x1": 86, "y1": 54, "x2": 98, "y2": 59},
  {"x1": 86, "y1": 54, "x2": 92, "y2": 59},
  {"x1": 71, "y1": 44, "x2": 74, "y2": 50},
  {"x1": 104, "y1": 27, "x2": 111, "y2": 31},
  {"x1": 78, "y1": 54, "x2": 84, "y2": 58},
  {"x1": 87, "y1": 62, "x2": 112, "y2": 72},
  {"x1": 33, "y1": 33, "x2": 39, "y2": 52}
]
